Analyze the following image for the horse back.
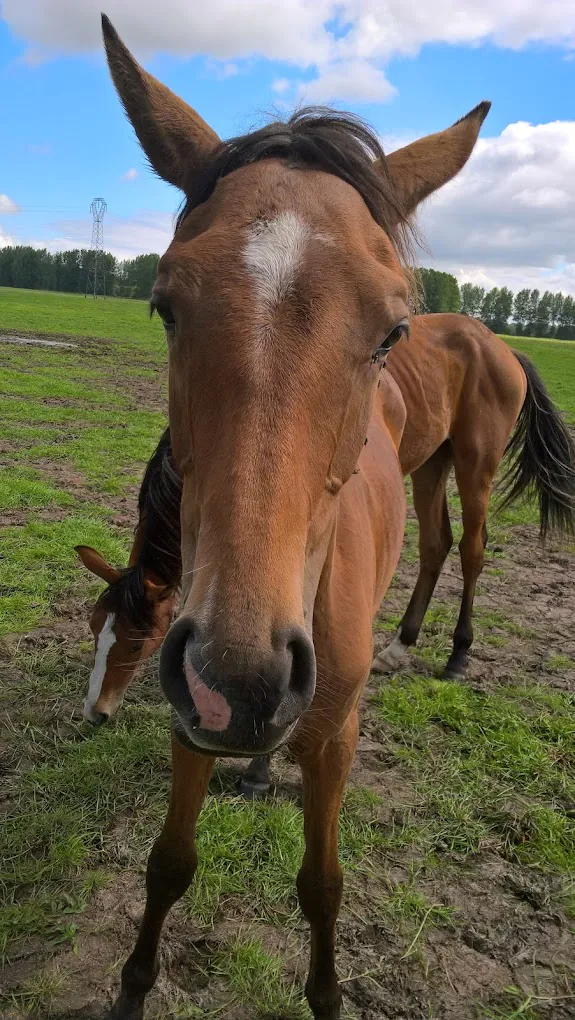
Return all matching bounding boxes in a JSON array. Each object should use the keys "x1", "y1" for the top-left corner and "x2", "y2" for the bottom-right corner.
[{"x1": 388, "y1": 313, "x2": 527, "y2": 474}]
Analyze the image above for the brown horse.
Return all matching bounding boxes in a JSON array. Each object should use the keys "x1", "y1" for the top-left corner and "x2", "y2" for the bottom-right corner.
[
  {"x1": 375, "y1": 316, "x2": 575, "y2": 679},
  {"x1": 76, "y1": 431, "x2": 179, "y2": 724},
  {"x1": 78, "y1": 317, "x2": 575, "y2": 747},
  {"x1": 99, "y1": 12, "x2": 493, "y2": 1017}
]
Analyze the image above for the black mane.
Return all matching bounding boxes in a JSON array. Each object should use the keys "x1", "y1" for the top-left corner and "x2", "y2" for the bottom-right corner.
[
  {"x1": 177, "y1": 106, "x2": 412, "y2": 259},
  {"x1": 100, "y1": 429, "x2": 183, "y2": 633}
]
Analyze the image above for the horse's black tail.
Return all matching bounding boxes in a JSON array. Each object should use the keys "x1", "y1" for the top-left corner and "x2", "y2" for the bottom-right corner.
[{"x1": 498, "y1": 351, "x2": 575, "y2": 541}]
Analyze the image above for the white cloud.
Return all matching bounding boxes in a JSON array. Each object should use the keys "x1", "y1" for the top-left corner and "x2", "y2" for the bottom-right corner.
[
  {"x1": 299, "y1": 60, "x2": 396, "y2": 103},
  {"x1": 121, "y1": 168, "x2": 139, "y2": 181},
  {"x1": 2, "y1": 0, "x2": 334, "y2": 65},
  {"x1": 204, "y1": 59, "x2": 240, "y2": 79},
  {"x1": 0, "y1": 194, "x2": 20, "y2": 214},
  {"x1": 418, "y1": 120, "x2": 575, "y2": 294},
  {"x1": 2, "y1": 1, "x2": 575, "y2": 102},
  {"x1": 272, "y1": 77, "x2": 291, "y2": 94},
  {"x1": 33, "y1": 211, "x2": 173, "y2": 260},
  {"x1": 0, "y1": 225, "x2": 16, "y2": 248}
]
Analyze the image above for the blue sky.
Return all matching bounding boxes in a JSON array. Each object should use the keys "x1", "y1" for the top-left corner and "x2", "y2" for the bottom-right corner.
[{"x1": 1, "y1": 3, "x2": 575, "y2": 293}]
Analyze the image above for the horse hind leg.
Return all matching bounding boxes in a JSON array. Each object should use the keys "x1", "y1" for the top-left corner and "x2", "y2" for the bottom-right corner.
[
  {"x1": 239, "y1": 754, "x2": 272, "y2": 799},
  {"x1": 372, "y1": 442, "x2": 453, "y2": 674},
  {"x1": 443, "y1": 451, "x2": 495, "y2": 680}
]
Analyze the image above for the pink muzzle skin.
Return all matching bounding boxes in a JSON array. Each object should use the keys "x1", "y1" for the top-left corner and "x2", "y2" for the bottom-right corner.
[{"x1": 184, "y1": 659, "x2": 232, "y2": 732}]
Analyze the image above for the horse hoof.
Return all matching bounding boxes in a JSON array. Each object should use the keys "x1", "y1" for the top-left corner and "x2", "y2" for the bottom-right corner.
[
  {"x1": 238, "y1": 778, "x2": 270, "y2": 800},
  {"x1": 371, "y1": 631, "x2": 409, "y2": 673},
  {"x1": 442, "y1": 658, "x2": 468, "y2": 681},
  {"x1": 107, "y1": 992, "x2": 145, "y2": 1020}
]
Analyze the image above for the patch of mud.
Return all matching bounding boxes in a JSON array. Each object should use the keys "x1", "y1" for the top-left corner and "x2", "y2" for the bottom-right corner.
[{"x1": 0, "y1": 334, "x2": 77, "y2": 348}]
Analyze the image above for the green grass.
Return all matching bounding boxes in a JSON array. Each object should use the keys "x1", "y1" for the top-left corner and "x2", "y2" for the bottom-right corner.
[
  {"x1": 501, "y1": 335, "x2": 575, "y2": 422},
  {"x1": 0, "y1": 516, "x2": 129, "y2": 634},
  {"x1": 0, "y1": 286, "x2": 164, "y2": 356},
  {"x1": 546, "y1": 654, "x2": 575, "y2": 672},
  {"x1": 0, "y1": 467, "x2": 76, "y2": 511},
  {"x1": 186, "y1": 791, "x2": 383, "y2": 927},
  {"x1": 0, "y1": 291, "x2": 168, "y2": 634},
  {"x1": 373, "y1": 675, "x2": 575, "y2": 871},
  {"x1": 378, "y1": 878, "x2": 456, "y2": 953},
  {"x1": 211, "y1": 937, "x2": 311, "y2": 1018},
  {"x1": 0, "y1": 398, "x2": 139, "y2": 426},
  {"x1": 0, "y1": 365, "x2": 128, "y2": 405},
  {"x1": 12, "y1": 417, "x2": 167, "y2": 490},
  {"x1": 1, "y1": 965, "x2": 67, "y2": 1019},
  {"x1": 476, "y1": 987, "x2": 575, "y2": 1019}
]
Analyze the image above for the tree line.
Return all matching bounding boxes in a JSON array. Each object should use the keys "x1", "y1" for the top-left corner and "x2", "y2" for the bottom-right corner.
[
  {"x1": 0, "y1": 246, "x2": 158, "y2": 300},
  {"x1": 418, "y1": 269, "x2": 575, "y2": 340},
  {"x1": 1, "y1": 247, "x2": 574, "y2": 339}
]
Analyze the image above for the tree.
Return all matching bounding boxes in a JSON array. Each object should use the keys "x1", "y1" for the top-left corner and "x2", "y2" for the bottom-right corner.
[
  {"x1": 557, "y1": 296, "x2": 575, "y2": 340},
  {"x1": 550, "y1": 292, "x2": 564, "y2": 337},
  {"x1": 480, "y1": 288, "x2": 498, "y2": 329},
  {"x1": 526, "y1": 289, "x2": 540, "y2": 336},
  {"x1": 491, "y1": 287, "x2": 513, "y2": 333},
  {"x1": 535, "y1": 290, "x2": 553, "y2": 338},
  {"x1": 513, "y1": 289, "x2": 530, "y2": 335},
  {"x1": 0, "y1": 246, "x2": 15, "y2": 286},
  {"x1": 418, "y1": 268, "x2": 460, "y2": 313},
  {"x1": 460, "y1": 283, "x2": 485, "y2": 318},
  {"x1": 9, "y1": 245, "x2": 46, "y2": 289},
  {"x1": 116, "y1": 254, "x2": 159, "y2": 298}
]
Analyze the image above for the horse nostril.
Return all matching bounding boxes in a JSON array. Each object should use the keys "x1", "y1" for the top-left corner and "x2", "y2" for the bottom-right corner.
[
  {"x1": 159, "y1": 614, "x2": 195, "y2": 707},
  {"x1": 91, "y1": 711, "x2": 109, "y2": 726},
  {"x1": 285, "y1": 628, "x2": 316, "y2": 702}
]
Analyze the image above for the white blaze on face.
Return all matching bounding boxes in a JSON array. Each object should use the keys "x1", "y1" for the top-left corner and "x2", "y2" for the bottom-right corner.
[
  {"x1": 243, "y1": 211, "x2": 333, "y2": 318},
  {"x1": 83, "y1": 612, "x2": 116, "y2": 720},
  {"x1": 243, "y1": 211, "x2": 311, "y2": 312}
]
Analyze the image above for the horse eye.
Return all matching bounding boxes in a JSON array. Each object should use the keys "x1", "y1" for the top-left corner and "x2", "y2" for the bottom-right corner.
[
  {"x1": 150, "y1": 295, "x2": 176, "y2": 332},
  {"x1": 386, "y1": 319, "x2": 410, "y2": 346},
  {"x1": 372, "y1": 319, "x2": 410, "y2": 363}
]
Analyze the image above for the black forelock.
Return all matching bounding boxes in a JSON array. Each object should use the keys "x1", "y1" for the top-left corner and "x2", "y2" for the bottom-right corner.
[{"x1": 176, "y1": 106, "x2": 413, "y2": 260}]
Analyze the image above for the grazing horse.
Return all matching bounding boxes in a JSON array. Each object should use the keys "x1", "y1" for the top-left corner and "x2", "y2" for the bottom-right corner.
[
  {"x1": 75, "y1": 430, "x2": 179, "y2": 724},
  {"x1": 99, "y1": 12, "x2": 493, "y2": 1017},
  {"x1": 78, "y1": 317, "x2": 575, "y2": 745}
]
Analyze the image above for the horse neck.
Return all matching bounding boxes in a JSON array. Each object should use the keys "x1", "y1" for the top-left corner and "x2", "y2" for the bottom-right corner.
[{"x1": 127, "y1": 522, "x2": 145, "y2": 567}]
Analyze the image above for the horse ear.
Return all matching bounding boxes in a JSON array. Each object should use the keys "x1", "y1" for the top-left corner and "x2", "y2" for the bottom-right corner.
[
  {"x1": 144, "y1": 578, "x2": 170, "y2": 601},
  {"x1": 75, "y1": 545, "x2": 121, "y2": 585},
  {"x1": 101, "y1": 14, "x2": 220, "y2": 190},
  {"x1": 384, "y1": 102, "x2": 491, "y2": 216}
]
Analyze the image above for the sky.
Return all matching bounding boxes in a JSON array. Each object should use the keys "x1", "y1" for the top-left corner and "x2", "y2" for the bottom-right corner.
[{"x1": 1, "y1": 1, "x2": 575, "y2": 295}]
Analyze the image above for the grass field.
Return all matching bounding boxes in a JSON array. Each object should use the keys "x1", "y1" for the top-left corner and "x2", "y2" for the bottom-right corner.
[{"x1": 1, "y1": 287, "x2": 574, "y2": 1020}]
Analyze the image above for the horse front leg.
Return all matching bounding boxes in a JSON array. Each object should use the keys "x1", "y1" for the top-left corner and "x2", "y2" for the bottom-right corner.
[
  {"x1": 108, "y1": 733, "x2": 213, "y2": 1020},
  {"x1": 296, "y1": 711, "x2": 358, "y2": 1020}
]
